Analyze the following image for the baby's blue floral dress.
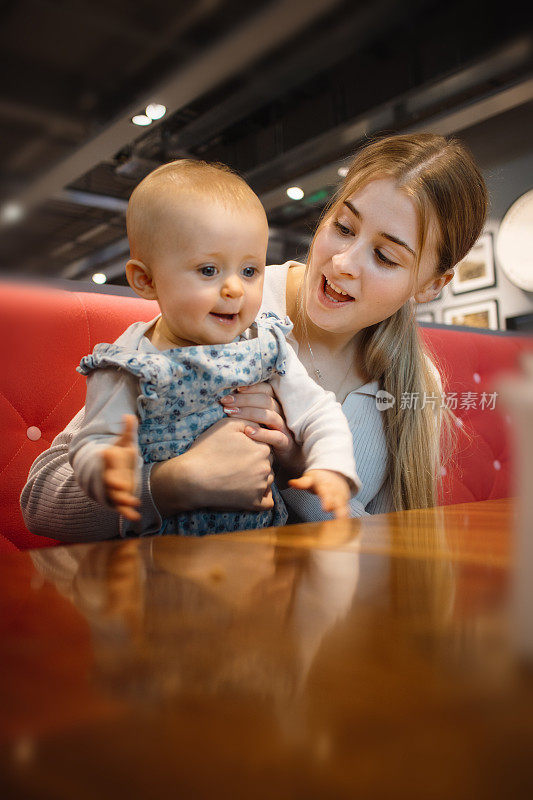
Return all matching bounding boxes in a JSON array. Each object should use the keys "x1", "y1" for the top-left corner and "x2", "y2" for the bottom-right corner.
[{"x1": 78, "y1": 313, "x2": 291, "y2": 536}]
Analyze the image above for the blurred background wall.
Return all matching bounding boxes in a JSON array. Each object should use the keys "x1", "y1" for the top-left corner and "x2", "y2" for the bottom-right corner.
[{"x1": 0, "y1": 0, "x2": 531, "y2": 330}]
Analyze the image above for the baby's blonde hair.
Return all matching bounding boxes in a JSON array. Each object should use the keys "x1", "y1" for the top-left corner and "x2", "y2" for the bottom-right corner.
[{"x1": 126, "y1": 159, "x2": 266, "y2": 263}]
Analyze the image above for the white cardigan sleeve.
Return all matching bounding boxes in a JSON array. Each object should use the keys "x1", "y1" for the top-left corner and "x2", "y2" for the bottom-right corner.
[
  {"x1": 68, "y1": 368, "x2": 143, "y2": 510},
  {"x1": 270, "y1": 343, "x2": 360, "y2": 493}
]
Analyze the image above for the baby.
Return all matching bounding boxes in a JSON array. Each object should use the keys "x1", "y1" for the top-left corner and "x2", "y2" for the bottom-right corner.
[{"x1": 69, "y1": 160, "x2": 359, "y2": 536}]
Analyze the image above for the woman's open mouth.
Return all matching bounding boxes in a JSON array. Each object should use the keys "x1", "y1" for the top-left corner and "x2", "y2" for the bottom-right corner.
[{"x1": 319, "y1": 275, "x2": 355, "y2": 305}]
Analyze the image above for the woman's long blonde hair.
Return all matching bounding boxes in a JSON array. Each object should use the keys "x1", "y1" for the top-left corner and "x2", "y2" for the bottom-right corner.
[{"x1": 307, "y1": 133, "x2": 488, "y2": 511}]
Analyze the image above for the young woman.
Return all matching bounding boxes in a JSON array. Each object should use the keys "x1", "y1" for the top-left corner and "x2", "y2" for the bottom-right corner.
[{"x1": 21, "y1": 133, "x2": 487, "y2": 540}]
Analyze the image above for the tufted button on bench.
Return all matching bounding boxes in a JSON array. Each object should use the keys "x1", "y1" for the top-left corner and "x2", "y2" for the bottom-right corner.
[{"x1": 26, "y1": 426, "x2": 41, "y2": 441}]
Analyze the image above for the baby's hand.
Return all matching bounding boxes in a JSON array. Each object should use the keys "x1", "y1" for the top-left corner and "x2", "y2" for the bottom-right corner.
[
  {"x1": 288, "y1": 469, "x2": 351, "y2": 519},
  {"x1": 102, "y1": 414, "x2": 141, "y2": 522}
]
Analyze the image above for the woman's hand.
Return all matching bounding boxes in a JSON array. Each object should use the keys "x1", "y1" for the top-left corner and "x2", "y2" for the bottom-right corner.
[
  {"x1": 220, "y1": 384, "x2": 303, "y2": 476},
  {"x1": 150, "y1": 417, "x2": 275, "y2": 517}
]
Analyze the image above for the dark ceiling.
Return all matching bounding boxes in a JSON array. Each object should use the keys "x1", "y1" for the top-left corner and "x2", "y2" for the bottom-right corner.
[{"x1": 0, "y1": 0, "x2": 532, "y2": 284}]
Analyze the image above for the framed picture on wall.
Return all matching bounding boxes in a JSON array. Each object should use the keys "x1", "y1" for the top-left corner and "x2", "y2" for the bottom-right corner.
[
  {"x1": 451, "y1": 232, "x2": 495, "y2": 295},
  {"x1": 443, "y1": 299, "x2": 499, "y2": 330}
]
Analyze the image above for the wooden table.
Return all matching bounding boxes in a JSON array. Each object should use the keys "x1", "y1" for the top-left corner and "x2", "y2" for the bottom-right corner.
[{"x1": 1, "y1": 498, "x2": 532, "y2": 799}]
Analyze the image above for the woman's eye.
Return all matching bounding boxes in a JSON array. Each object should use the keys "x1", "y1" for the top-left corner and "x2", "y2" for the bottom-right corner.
[
  {"x1": 334, "y1": 220, "x2": 352, "y2": 236},
  {"x1": 375, "y1": 250, "x2": 397, "y2": 267},
  {"x1": 200, "y1": 265, "x2": 217, "y2": 276},
  {"x1": 242, "y1": 266, "x2": 257, "y2": 278}
]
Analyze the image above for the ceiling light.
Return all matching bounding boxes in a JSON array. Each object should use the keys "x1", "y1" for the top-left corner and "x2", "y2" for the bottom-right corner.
[
  {"x1": 132, "y1": 114, "x2": 152, "y2": 126},
  {"x1": 92, "y1": 273, "x2": 107, "y2": 284},
  {"x1": 1, "y1": 201, "x2": 25, "y2": 224},
  {"x1": 146, "y1": 103, "x2": 166, "y2": 120},
  {"x1": 337, "y1": 166, "x2": 349, "y2": 178},
  {"x1": 286, "y1": 186, "x2": 304, "y2": 200}
]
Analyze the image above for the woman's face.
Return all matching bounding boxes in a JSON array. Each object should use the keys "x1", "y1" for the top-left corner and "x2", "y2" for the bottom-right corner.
[{"x1": 305, "y1": 178, "x2": 441, "y2": 336}]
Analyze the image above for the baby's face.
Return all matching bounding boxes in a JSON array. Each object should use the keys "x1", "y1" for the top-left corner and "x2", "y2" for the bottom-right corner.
[{"x1": 148, "y1": 196, "x2": 268, "y2": 347}]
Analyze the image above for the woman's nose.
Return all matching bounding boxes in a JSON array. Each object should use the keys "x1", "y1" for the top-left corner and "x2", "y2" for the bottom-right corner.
[
  {"x1": 332, "y1": 246, "x2": 362, "y2": 279},
  {"x1": 221, "y1": 275, "x2": 244, "y2": 298}
]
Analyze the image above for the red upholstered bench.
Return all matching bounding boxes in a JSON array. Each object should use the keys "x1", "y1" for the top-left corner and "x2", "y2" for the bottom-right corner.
[{"x1": 1, "y1": 281, "x2": 531, "y2": 550}]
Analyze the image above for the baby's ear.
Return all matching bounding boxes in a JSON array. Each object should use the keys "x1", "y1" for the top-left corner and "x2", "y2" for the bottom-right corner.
[{"x1": 126, "y1": 259, "x2": 157, "y2": 300}]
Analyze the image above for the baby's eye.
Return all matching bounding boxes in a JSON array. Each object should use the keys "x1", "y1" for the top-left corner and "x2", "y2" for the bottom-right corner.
[
  {"x1": 199, "y1": 265, "x2": 217, "y2": 277},
  {"x1": 242, "y1": 266, "x2": 257, "y2": 278}
]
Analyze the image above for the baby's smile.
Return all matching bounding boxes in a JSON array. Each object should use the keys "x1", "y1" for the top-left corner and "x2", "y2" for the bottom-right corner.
[{"x1": 209, "y1": 311, "x2": 239, "y2": 324}]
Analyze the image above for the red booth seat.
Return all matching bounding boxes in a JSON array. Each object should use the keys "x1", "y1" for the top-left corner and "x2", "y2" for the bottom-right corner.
[{"x1": 1, "y1": 281, "x2": 531, "y2": 550}]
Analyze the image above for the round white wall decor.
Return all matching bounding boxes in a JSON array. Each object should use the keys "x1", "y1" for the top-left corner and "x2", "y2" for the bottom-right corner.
[{"x1": 496, "y1": 189, "x2": 533, "y2": 292}]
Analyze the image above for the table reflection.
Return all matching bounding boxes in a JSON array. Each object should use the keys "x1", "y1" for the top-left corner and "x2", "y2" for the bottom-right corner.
[
  {"x1": 28, "y1": 508, "x2": 471, "y2": 715},
  {"x1": 30, "y1": 537, "x2": 360, "y2": 708}
]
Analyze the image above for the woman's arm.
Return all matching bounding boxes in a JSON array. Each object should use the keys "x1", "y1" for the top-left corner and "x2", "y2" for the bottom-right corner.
[
  {"x1": 21, "y1": 413, "x2": 276, "y2": 542},
  {"x1": 150, "y1": 416, "x2": 276, "y2": 516}
]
